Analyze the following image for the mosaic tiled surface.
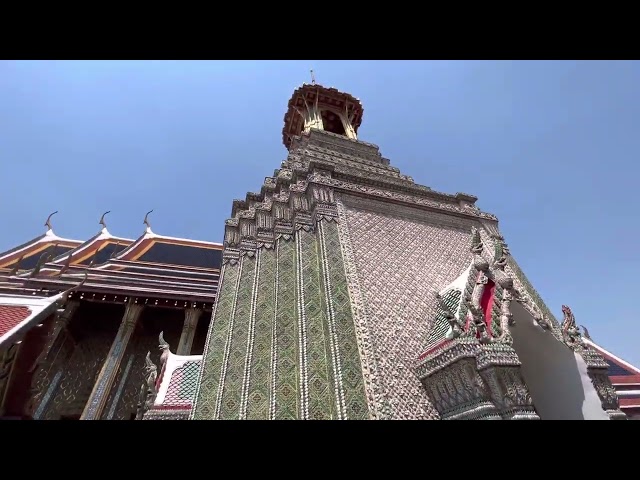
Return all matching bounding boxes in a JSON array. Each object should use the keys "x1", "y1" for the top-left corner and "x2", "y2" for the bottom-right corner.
[
  {"x1": 245, "y1": 249, "x2": 277, "y2": 419},
  {"x1": 489, "y1": 285, "x2": 503, "y2": 338},
  {"x1": 219, "y1": 257, "x2": 257, "y2": 419},
  {"x1": 297, "y1": 229, "x2": 335, "y2": 420},
  {"x1": 318, "y1": 220, "x2": 369, "y2": 419},
  {"x1": 506, "y1": 258, "x2": 558, "y2": 324},
  {"x1": 273, "y1": 239, "x2": 299, "y2": 419},
  {"x1": 144, "y1": 409, "x2": 191, "y2": 420},
  {"x1": 340, "y1": 196, "x2": 476, "y2": 419},
  {"x1": 0, "y1": 305, "x2": 31, "y2": 338},
  {"x1": 164, "y1": 360, "x2": 200, "y2": 407},
  {"x1": 192, "y1": 264, "x2": 239, "y2": 419},
  {"x1": 426, "y1": 288, "x2": 462, "y2": 349},
  {"x1": 193, "y1": 223, "x2": 371, "y2": 420}
]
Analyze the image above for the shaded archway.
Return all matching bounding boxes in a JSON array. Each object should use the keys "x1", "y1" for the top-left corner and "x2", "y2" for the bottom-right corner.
[{"x1": 321, "y1": 109, "x2": 346, "y2": 136}]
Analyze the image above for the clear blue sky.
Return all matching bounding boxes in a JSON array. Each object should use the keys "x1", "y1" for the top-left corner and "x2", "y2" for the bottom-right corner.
[{"x1": 1, "y1": 60, "x2": 639, "y2": 367}]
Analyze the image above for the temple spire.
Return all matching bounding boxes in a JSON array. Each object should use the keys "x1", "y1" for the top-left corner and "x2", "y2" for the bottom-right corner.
[{"x1": 310, "y1": 69, "x2": 316, "y2": 84}]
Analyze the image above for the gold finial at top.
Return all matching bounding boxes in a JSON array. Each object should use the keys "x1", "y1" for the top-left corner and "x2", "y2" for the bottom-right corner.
[{"x1": 310, "y1": 69, "x2": 316, "y2": 84}]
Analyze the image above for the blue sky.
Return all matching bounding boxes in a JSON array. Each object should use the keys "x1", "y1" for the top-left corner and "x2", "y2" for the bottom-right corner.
[{"x1": 1, "y1": 60, "x2": 639, "y2": 367}]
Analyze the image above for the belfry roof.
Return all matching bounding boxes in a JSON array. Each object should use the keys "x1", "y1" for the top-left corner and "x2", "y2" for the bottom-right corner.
[{"x1": 282, "y1": 82, "x2": 364, "y2": 149}]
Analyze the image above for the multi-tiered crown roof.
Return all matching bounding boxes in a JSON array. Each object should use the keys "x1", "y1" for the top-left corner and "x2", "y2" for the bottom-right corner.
[{"x1": 282, "y1": 81, "x2": 364, "y2": 149}]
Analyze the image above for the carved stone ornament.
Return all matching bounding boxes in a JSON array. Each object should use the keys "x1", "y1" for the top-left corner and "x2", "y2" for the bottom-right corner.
[
  {"x1": 561, "y1": 305, "x2": 583, "y2": 349},
  {"x1": 417, "y1": 231, "x2": 537, "y2": 419},
  {"x1": 559, "y1": 304, "x2": 627, "y2": 420},
  {"x1": 436, "y1": 293, "x2": 463, "y2": 340},
  {"x1": 135, "y1": 352, "x2": 158, "y2": 420}
]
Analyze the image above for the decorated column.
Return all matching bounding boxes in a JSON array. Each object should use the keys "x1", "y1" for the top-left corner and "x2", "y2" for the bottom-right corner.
[
  {"x1": 26, "y1": 299, "x2": 80, "y2": 418},
  {"x1": 176, "y1": 308, "x2": 201, "y2": 355},
  {"x1": 80, "y1": 300, "x2": 143, "y2": 420},
  {"x1": 32, "y1": 300, "x2": 79, "y2": 371}
]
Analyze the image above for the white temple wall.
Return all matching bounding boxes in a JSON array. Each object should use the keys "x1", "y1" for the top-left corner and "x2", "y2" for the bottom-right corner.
[{"x1": 509, "y1": 302, "x2": 608, "y2": 420}]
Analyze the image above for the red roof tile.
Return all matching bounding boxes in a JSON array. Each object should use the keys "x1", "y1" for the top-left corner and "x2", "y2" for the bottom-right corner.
[{"x1": 0, "y1": 305, "x2": 31, "y2": 338}]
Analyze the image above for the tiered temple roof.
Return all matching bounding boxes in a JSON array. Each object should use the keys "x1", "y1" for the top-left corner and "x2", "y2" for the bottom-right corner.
[
  {"x1": 0, "y1": 212, "x2": 222, "y2": 349},
  {"x1": 583, "y1": 336, "x2": 640, "y2": 419}
]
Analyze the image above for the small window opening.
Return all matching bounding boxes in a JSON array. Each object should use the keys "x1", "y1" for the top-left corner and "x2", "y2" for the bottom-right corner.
[{"x1": 321, "y1": 110, "x2": 346, "y2": 136}]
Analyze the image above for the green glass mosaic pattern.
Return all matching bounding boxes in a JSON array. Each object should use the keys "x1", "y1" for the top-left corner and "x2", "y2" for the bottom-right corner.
[
  {"x1": 163, "y1": 360, "x2": 200, "y2": 407},
  {"x1": 219, "y1": 256, "x2": 257, "y2": 419},
  {"x1": 490, "y1": 285, "x2": 503, "y2": 337},
  {"x1": 297, "y1": 229, "x2": 335, "y2": 420},
  {"x1": 425, "y1": 288, "x2": 462, "y2": 348},
  {"x1": 316, "y1": 229, "x2": 339, "y2": 419},
  {"x1": 319, "y1": 221, "x2": 369, "y2": 419},
  {"x1": 192, "y1": 264, "x2": 239, "y2": 419},
  {"x1": 273, "y1": 239, "x2": 299, "y2": 420},
  {"x1": 507, "y1": 257, "x2": 558, "y2": 324},
  {"x1": 245, "y1": 249, "x2": 277, "y2": 419}
]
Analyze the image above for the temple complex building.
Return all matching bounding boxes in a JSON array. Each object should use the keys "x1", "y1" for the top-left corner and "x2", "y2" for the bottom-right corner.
[
  {"x1": 0, "y1": 212, "x2": 222, "y2": 420},
  {"x1": 1, "y1": 80, "x2": 638, "y2": 420},
  {"x1": 582, "y1": 332, "x2": 640, "y2": 419}
]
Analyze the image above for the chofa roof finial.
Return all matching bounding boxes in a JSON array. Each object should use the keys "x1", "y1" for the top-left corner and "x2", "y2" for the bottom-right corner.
[
  {"x1": 145, "y1": 351, "x2": 157, "y2": 370},
  {"x1": 310, "y1": 69, "x2": 316, "y2": 84},
  {"x1": 143, "y1": 210, "x2": 154, "y2": 232},
  {"x1": 159, "y1": 330, "x2": 169, "y2": 350},
  {"x1": 158, "y1": 331, "x2": 171, "y2": 369},
  {"x1": 44, "y1": 211, "x2": 58, "y2": 233},
  {"x1": 99, "y1": 211, "x2": 111, "y2": 229}
]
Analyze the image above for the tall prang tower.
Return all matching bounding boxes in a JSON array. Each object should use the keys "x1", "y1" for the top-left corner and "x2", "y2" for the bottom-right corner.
[{"x1": 190, "y1": 81, "x2": 626, "y2": 420}]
